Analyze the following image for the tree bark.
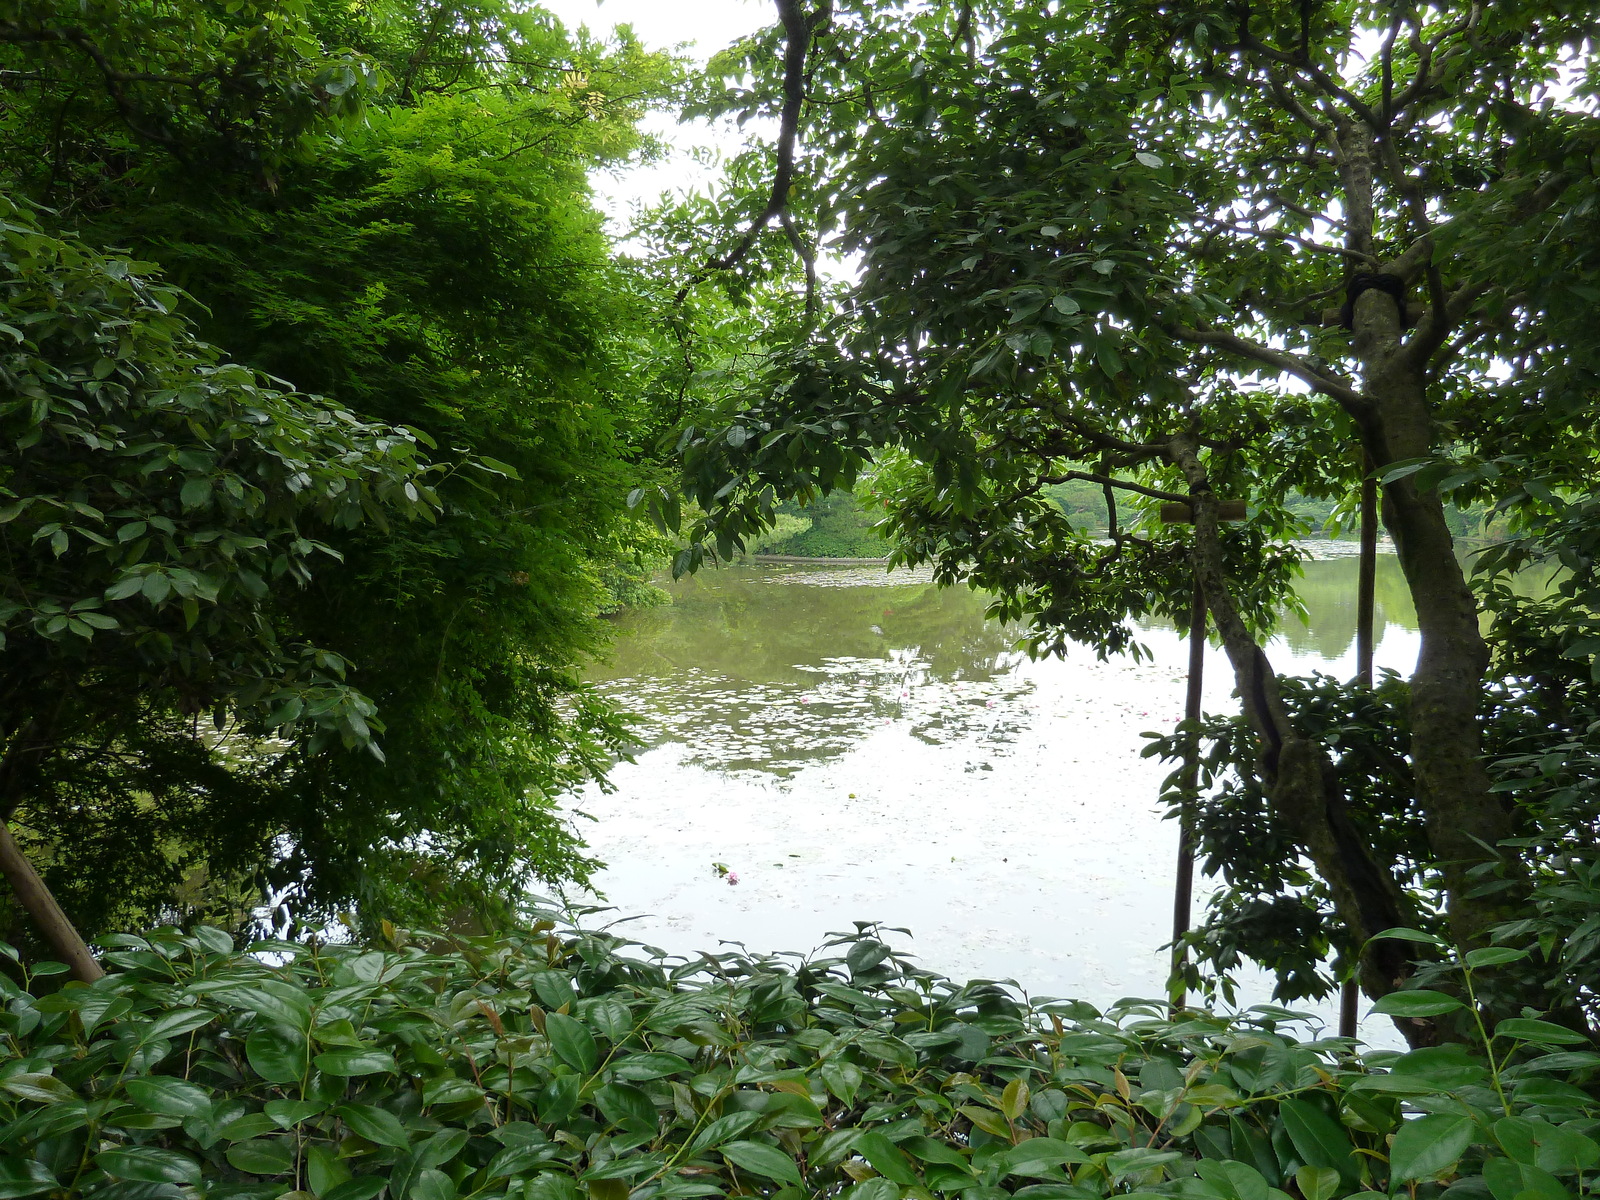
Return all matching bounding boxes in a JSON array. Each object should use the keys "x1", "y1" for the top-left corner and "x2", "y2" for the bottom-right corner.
[
  {"x1": 1167, "y1": 437, "x2": 1419, "y2": 1017},
  {"x1": 1335, "y1": 121, "x2": 1518, "y2": 953},
  {"x1": 0, "y1": 822, "x2": 103, "y2": 983}
]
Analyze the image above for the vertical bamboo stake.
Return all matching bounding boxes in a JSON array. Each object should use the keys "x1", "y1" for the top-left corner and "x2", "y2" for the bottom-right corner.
[
  {"x1": 1340, "y1": 456, "x2": 1379, "y2": 1038},
  {"x1": 1170, "y1": 584, "x2": 1206, "y2": 1011}
]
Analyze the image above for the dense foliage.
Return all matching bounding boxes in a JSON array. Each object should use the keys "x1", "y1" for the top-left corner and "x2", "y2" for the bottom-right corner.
[
  {"x1": 0, "y1": 0, "x2": 682, "y2": 945},
  {"x1": 1, "y1": 919, "x2": 1598, "y2": 1199},
  {"x1": 0, "y1": 200, "x2": 446, "y2": 938},
  {"x1": 761, "y1": 494, "x2": 889, "y2": 559},
  {"x1": 650, "y1": 0, "x2": 1600, "y2": 1028}
]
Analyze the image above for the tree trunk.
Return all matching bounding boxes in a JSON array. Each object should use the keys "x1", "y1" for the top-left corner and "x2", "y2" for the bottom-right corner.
[
  {"x1": 1333, "y1": 123, "x2": 1517, "y2": 968},
  {"x1": 1167, "y1": 437, "x2": 1420, "y2": 1021},
  {"x1": 0, "y1": 822, "x2": 103, "y2": 984}
]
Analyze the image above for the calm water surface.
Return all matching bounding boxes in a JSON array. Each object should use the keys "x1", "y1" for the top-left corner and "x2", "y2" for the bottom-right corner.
[{"x1": 569, "y1": 551, "x2": 1424, "y2": 1036}]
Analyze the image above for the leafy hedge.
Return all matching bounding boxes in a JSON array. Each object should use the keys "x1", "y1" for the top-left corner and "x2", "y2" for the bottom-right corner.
[{"x1": 1, "y1": 917, "x2": 1597, "y2": 1200}]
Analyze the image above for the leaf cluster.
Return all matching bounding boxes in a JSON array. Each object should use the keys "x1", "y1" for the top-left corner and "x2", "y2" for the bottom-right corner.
[{"x1": 0, "y1": 916, "x2": 1596, "y2": 1199}]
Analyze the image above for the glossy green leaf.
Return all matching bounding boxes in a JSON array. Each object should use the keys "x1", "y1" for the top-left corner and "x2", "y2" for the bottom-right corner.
[
  {"x1": 1294, "y1": 1165, "x2": 1340, "y2": 1200},
  {"x1": 1278, "y1": 1098, "x2": 1358, "y2": 1182},
  {"x1": 545, "y1": 1011, "x2": 598, "y2": 1074},
  {"x1": 313, "y1": 1048, "x2": 398, "y2": 1076},
  {"x1": 1390, "y1": 1114, "x2": 1476, "y2": 1182},
  {"x1": 721, "y1": 1140, "x2": 804, "y2": 1185},
  {"x1": 1371, "y1": 991, "x2": 1465, "y2": 1018},
  {"x1": 95, "y1": 1146, "x2": 203, "y2": 1185},
  {"x1": 334, "y1": 1103, "x2": 412, "y2": 1150},
  {"x1": 1494, "y1": 1019, "x2": 1591, "y2": 1046}
]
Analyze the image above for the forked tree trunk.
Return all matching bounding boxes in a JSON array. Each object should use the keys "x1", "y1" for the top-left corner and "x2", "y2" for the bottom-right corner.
[{"x1": 0, "y1": 822, "x2": 103, "y2": 984}]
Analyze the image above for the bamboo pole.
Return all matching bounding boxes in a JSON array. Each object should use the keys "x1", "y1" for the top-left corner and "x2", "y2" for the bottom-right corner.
[
  {"x1": 0, "y1": 823, "x2": 103, "y2": 983},
  {"x1": 1340, "y1": 457, "x2": 1379, "y2": 1038},
  {"x1": 1170, "y1": 584, "x2": 1207, "y2": 1011}
]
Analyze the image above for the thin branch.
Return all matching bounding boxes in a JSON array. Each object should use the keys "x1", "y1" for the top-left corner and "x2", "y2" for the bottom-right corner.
[
  {"x1": 1243, "y1": 30, "x2": 1383, "y2": 130},
  {"x1": 1378, "y1": 4, "x2": 1402, "y2": 125},
  {"x1": 1195, "y1": 212, "x2": 1380, "y2": 265},
  {"x1": 1264, "y1": 189, "x2": 1352, "y2": 234},
  {"x1": 1390, "y1": 3, "x2": 1485, "y2": 126},
  {"x1": 780, "y1": 210, "x2": 817, "y2": 318},
  {"x1": 1166, "y1": 323, "x2": 1364, "y2": 409},
  {"x1": 673, "y1": 0, "x2": 811, "y2": 304},
  {"x1": 1035, "y1": 470, "x2": 1190, "y2": 505},
  {"x1": 1400, "y1": 172, "x2": 1573, "y2": 370}
]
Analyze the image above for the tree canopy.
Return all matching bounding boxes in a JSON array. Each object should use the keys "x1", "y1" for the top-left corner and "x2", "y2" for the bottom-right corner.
[
  {"x1": 658, "y1": 0, "x2": 1600, "y2": 1035},
  {"x1": 0, "y1": 0, "x2": 682, "y2": 953}
]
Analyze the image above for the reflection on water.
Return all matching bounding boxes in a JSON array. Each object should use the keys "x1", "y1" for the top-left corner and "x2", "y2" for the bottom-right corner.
[
  {"x1": 592, "y1": 566, "x2": 1029, "y2": 775},
  {"x1": 1278, "y1": 556, "x2": 1416, "y2": 660},
  {"x1": 591, "y1": 553, "x2": 1427, "y2": 779},
  {"x1": 571, "y1": 550, "x2": 1478, "y2": 1036}
]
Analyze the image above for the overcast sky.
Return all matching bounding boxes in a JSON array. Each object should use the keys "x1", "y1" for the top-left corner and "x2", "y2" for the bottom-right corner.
[{"x1": 539, "y1": 0, "x2": 776, "y2": 229}]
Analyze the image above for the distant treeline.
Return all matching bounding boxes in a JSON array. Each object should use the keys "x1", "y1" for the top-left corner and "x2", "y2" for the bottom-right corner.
[{"x1": 755, "y1": 483, "x2": 1493, "y2": 559}]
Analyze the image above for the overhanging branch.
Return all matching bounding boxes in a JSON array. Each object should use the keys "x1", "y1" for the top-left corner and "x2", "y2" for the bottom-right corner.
[{"x1": 673, "y1": 0, "x2": 813, "y2": 304}]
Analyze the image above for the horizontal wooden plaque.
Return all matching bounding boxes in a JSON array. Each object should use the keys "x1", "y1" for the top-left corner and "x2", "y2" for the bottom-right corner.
[{"x1": 1160, "y1": 499, "x2": 1248, "y2": 524}]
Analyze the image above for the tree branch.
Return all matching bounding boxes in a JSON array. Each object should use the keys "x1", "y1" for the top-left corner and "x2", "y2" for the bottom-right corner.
[
  {"x1": 1166, "y1": 323, "x2": 1363, "y2": 409},
  {"x1": 1196, "y1": 212, "x2": 1379, "y2": 265},
  {"x1": 1035, "y1": 470, "x2": 1190, "y2": 505},
  {"x1": 673, "y1": 0, "x2": 812, "y2": 304}
]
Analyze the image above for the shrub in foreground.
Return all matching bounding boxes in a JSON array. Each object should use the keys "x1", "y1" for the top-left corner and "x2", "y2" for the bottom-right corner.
[{"x1": 0, "y1": 917, "x2": 1596, "y2": 1199}]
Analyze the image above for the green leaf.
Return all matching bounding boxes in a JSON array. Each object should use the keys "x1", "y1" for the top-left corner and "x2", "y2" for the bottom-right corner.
[
  {"x1": 1484, "y1": 1157, "x2": 1570, "y2": 1200},
  {"x1": 307, "y1": 1144, "x2": 351, "y2": 1196},
  {"x1": 412, "y1": 1168, "x2": 457, "y2": 1200},
  {"x1": 246, "y1": 1026, "x2": 309, "y2": 1083},
  {"x1": 335, "y1": 1103, "x2": 412, "y2": 1150},
  {"x1": 0, "y1": 1074, "x2": 73, "y2": 1104},
  {"x1": 264, "y1": 1098, "x2": 324, "y2": 1128},
  {"x1": 143, "y1": 1006, "x2": 220, "y2": 1041},
  {"x1": 226, "y1": 1137, "x2": 295, "y2": 1175},
  {"x1": 1294, "y1": 1165, "x2": 1340, "y2": 1200},
  {"x1": 612, "y1": 1052, "x2": 690, "y2": 1081},
  {"x1": 1278, "y1": 1098, "x2": 1357, "y2": 1183},
  {"x1": 1462, "y1": 947, "x2": 1530, "y2": 968},
  {"x1": 1000, "y1": 1077, "x2": 1029, "y2": 1121},
  {"x1": 1196, "y1": 1158, "x2": 1271, "y2": 1200},
  {"x1": 95, "y1": 1146, "x2": 203, "y2": 1185},
  {"x1": 998, "y1": 1138, "x2": 1090, "y2": 1175},
  {"x1": 545, "y1": 1011, "x2": 598, "y2": 1074},
  {"x1": 1494, "y1": 1018, "x2": 1592, "y2": 1046},
  {"x1": 720, "y1": 1141, "x2": 803, "y2": 1186},
  {"x1": 124, "y1": 1076, "x2": 213, "y2": 1117},
  {"x1": 685, "y1": 1111, "x2": 763, "y2": 1157},
  {"x1": 314, "y1": 1047, "x2": 398, "y2": 1076},
  {"x1": 324, "y1": 1178, "x2": 388, "y2": 1200},
  {"x1": 1367, "y1": 926, "x2": 1446, "y2": 945},
  {"x1": 0, "y1": 1156, "x2": 57, "y2": 1199},
  {"x1": 1372, "y1": 990, "x2": 1465, "y2": 1017},
  {"x1": 854, "y1": 1132, "x2": 918, "y2": 1186},
  {"x1": 1389, "y1": 1114, "x2": 1475, "y2": 1182}
]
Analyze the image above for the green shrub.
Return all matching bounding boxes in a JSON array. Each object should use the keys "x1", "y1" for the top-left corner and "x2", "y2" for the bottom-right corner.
[
  {"x1": 763, "y1": 493, "x2": 887, "y2": 558},
  {"x1": 0, "y1": 918, "x2": 1595, "y2": 1199}
]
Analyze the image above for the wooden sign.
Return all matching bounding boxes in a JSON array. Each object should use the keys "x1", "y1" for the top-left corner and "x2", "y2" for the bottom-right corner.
[{"x1": 1159, "y1": 499, "x2": 1248, "y2": 524}]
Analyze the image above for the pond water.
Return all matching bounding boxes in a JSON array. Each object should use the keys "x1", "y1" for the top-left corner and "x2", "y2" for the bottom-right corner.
[{"x1": 568, "y1": 550, "x2": 1425, "y2": 1038}]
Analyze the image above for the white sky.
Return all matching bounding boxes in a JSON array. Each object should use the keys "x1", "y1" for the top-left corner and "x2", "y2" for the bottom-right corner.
[{"x1": 541, "y1": 0, "x2": 777, "y2": 230}]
